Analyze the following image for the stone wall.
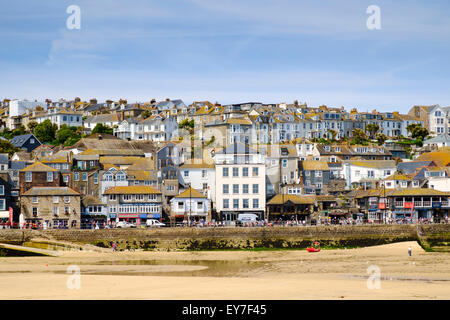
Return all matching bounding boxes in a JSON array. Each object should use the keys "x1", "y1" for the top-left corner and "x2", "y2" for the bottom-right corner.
[{"x1": 0, "y1": 224, "x2": 437, "y2": 251}]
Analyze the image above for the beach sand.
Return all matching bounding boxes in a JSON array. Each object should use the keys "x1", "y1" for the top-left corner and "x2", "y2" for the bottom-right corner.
[{"x1": 0, "y1": 241, "x2": 449, "y2": 299}]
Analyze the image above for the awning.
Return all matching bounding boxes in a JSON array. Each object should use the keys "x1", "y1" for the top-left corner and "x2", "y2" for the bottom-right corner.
[{"x1": 148, "y1": 214, "x2": 161, "y2": 219}]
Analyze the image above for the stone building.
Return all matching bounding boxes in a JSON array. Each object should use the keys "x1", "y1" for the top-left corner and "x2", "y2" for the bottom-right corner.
[
  {"x1": 19, "y1": 161, "x2": 65, "y2": 194},
  {"x1": 20, "y1": 186, "x2": 81, "y2": 228}
]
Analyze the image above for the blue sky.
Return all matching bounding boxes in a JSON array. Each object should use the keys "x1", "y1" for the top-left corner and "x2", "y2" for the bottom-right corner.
[{"x1": 1, "y1": 0, "x2": 450, "y2": 112}]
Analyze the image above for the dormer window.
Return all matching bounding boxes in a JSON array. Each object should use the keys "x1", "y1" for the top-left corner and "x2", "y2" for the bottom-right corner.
[
  {"x1": 324, "y1": 146, "x2": 330, "y2": 152},
  {"x1": 334, "y1": 147, "x2": 341, "y2": 152}
]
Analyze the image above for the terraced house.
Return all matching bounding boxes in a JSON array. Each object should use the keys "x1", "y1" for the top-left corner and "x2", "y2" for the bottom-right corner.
[{"x1": 104, "y1": 186, "x2": 162, "y2": 225}]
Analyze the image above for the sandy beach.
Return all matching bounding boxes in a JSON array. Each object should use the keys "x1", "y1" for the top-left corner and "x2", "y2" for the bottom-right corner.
[{"x1": 0, "y1": 241, "x2": 449, "y2": 299}]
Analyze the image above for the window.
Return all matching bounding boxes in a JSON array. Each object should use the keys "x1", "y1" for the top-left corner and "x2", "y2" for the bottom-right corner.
[
  {"x1": 305, "y1": 171, "x2": 310, "y2": 177},
  {"x1": 53, "y1": 196, "x2": 59, "y2": 203},
  {"x1": 136, "y1": 194, "x2": 144, "y2": 200},
  {"x1": 223, "y1": 168, "x2": 229, "y2": 177},
  {"x1": 109, "y1": 194, "x2": 117, "y2": 201},
  {"x1": 64, "y1": 207, "x2": 70, "y2": 214},
  {"x1": 123, "y1": 195, "x2": 132, "y2": 201},
  {"x1": 252, "y1": 199, "x2": 259, "y2": 209},
  {"x1": 32, "y1": 207, "x2": 38, "y2": 216},
  {"x1": 53, "y1": 207, "x2": 59, "y2": 216},
  {"x1": 178, "y1": 202, "x2": 184, "y2": 209},
  {"x1": 30, "y1": 138, "x2": 35, "y2": 144},
  {"x1": 316, "y1": 171, "x2": 322, "y2": 177},
  {"x1": 384, "y1": 170, "x2": 391, "y2": 176},
  {"x1": 243, "y1": 167, "x2": 249, "y2": 177},
  {"x1": 243, "y1": 184, "x2": 249, "y2": 194},
  {"x1": 243, "y1": 199, "x2": 249, "y2": 209},
  {"x1": 355, "y1": 171, "x2": 360, "y2": 177},
  {"x1": 0, "y1": 199, "x2": 4, "y2": 210},
  {"x1": 223, "y1": 199, "x2": 229, "y2": 209},
  {"x1": 282, "y1": 159, "x2": 287, "y2": 167},
  {"x1": 74, "y1": 172, "x2": 79, "y2": 181},
  {"x1": 184, "y1": 170, "x2": 189, "y2": 177},
  {"x1": 64, "y1": 196, "x2": 70, "y2": 203},
  {"x1": 367, "y1": 170, "x2": 375, "y2": 178},
  {"x1": 251, "y1": 184, "x2": 258, "y2": 194},
  {"x1": 252, "y1": 167, "x2": 259, "y2": 177},
  {"x1": 82, "y1": 172, "x2": 87, "y2": 181},
  {"x1": 233, "y1": 167, "x2": 239, "y2": 177},
  {"x1": 233, "y1": 199, "x2": 239, "y2": 209},
  {"x1": 94, "y1": 173, "x2": 98, "y2": 184},
  {"x1": 233, "y1": 184, "x2": 239, "y2": 194},
  {"x1": 26, "y1": 172, "x2": 32, "y2": 182},
  {"x1": 0, "y1": 185, "x2": 3, "y2": 195},
  {"x1": 223, "y1": 184, "x2": 229, "y2": 194},
  {"x1": 32, "y1": 196, "x2": 38, "y2": 204},
  {"x1": 197, "y1": 201, "x2": 203, "y2": 210}
]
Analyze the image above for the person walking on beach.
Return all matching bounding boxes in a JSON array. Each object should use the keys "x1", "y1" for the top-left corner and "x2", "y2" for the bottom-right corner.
[
  {"x1": 408, "y1": 246, "x2": 412, "y2": 256},
  {"x1": 112, "y1": 242, "x2": 116, "y2": 252}
]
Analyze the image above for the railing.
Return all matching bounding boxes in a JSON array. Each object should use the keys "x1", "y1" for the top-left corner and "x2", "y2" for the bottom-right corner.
[{"x1": 395, "y1": 201, "x2": 404, "y2": 207}]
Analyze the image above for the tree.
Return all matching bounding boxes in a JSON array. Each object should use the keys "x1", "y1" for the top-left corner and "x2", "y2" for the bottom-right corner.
[
  {"x1": 365, "y1": 124, "x2": 380, "y2": 139},
  {"x1": 141, "y1": 110, "x2": 151, "y2": 119},
  {"x1": 328, "y1": 129, "x2": 338, "y2": 141},
  {"x1": 351, "y1": 129, "x2": 369, "y2": 145},
  {"x1": 375, "y1": 133, "x2": 387, "y2": 146},
  {"x1": 0, "y1": 139, "x2": 20, "y2": 157},
  {"x1": 91, "y1": 123, "x2": 113, "y2": 135},
  {"x1": 12, "y1": 125, "x2": 26, "y2": 137},
  {"x1": 406, "y1": 123, "x2": 429, "y2": 141},
  {"x1": 33, "y1": 120, "x2": 57, "y2": 144},
  {"x1": 27, "y1": 121, "x2": 38, "y2": 132}
]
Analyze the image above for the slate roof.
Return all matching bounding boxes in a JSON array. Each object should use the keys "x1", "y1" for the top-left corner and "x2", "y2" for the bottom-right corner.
[
  {"x1": 397, "y1": 161, "x2": 435, "y2": 174},
  {"x1": 10, "y1": 134, "x2": 39, "y2": 147},
  {"x1": 20, "y1": 161, "x2": 57, "y2": 172},
  {"x1": 22, "y1": 187, "x2": 80, "y2": 196},
  {"x1": 0, "y1": 153, "x2": 8, "y2": 164}
]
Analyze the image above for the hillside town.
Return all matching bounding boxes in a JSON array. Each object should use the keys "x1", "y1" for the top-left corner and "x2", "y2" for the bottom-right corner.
[{"x1": 0, "y1": 98, "x2": 449, "y2": 229}]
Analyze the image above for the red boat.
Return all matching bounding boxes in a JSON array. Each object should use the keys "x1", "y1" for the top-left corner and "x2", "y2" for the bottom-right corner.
[{"x1": 306, "y1": 241, "x2": 321, "y2": 252}]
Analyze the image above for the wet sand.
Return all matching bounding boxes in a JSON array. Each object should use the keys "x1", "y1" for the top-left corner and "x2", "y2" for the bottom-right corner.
[{"x1": 0, "y1": 241, "x2": 449, "y2": 299}]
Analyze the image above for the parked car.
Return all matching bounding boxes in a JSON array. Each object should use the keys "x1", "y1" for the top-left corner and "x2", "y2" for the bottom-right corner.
[
  {"x1": 236, "y1": 213, "x2": 259, "y2": 226},
  {"x1": 146, "y1": 219, "x2": 166, "y2": 228},
  {"x1": 116, "y1": 221, "x2": 136, "y2": 228}
]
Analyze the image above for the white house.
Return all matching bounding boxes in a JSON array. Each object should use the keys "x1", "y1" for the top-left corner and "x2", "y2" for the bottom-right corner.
[
  {"x1": 114, "y1": 115, "x2": 178, "y2": 142},
  {"x1": 179, "y1": 162, "x2": 215, "y2": 206},
  {"x1": 33, "y1": 108, "x2": 83, "y2": 128},
  {"x1": 214, "y1": 143, "x2": 266, "y2": 222},
  {"x1": 343, "y1": 160, "x2": 397, "y2": 188},
  {"x1": 84, "y1": 113, "x2": 121, "y2": 131},
  {"x1": 170, "y1": 187, "x2": 211, "y2": 222}
]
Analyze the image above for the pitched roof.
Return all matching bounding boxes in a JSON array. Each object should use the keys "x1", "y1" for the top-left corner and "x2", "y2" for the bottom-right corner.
[
  {"x1": 22, "y1": 187, "x2": 80, "y2": 196},
  {"x1": 82, "y1": 195, "x2": 105, "y2": 207},
  {"x1": 345, "y1": 160, "x2": 396, "y2": 169},
  {"x1": 20, "y1": 161, "x2": 57, "y2": 172},
  {"x1": 179, "y1": 162, "x2": 214, "y2": 169},
  {"x1": 301, "y1": 160, "x2": 329, "y2": 171},
  {"x1": 267, "y1": 194, "x2": 316, "y2": 205},
  {"x1": 10, "y1": 134, "x2": 39, "y2": 147},
  {"x1": 103, "y1": 186, "x2": 161, "y2": 195},
  {"x1": 416, "y1": 150, "x2": 450, "y2": 167},
  {"x1": 397, "y1": 161, "x2": 435, "y2": 174},
  {"x1": 174, "y1": 187, "x2": 206, "y2": 199},
  {"x1": 384, "y1": 173, "x2": 411, "y2": 181}
]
